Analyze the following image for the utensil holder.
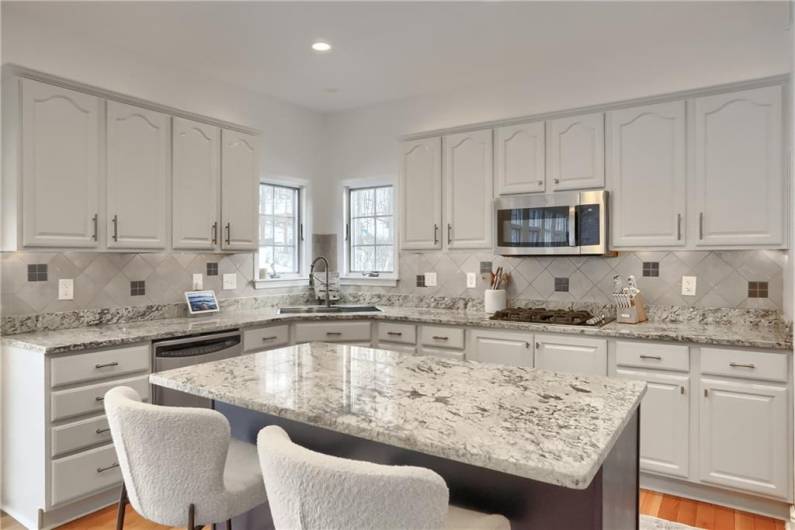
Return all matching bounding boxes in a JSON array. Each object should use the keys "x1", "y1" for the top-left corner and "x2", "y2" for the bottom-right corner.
[
  {"x1": 614, "y1": 293, "x2": 647, "y2": 324},
  {"x1": 484, "y1": 289, "x2": 507, "y2": 314}
]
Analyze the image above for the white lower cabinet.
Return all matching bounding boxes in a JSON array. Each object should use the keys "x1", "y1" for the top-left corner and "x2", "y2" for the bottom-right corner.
[
  {"x1": 534, "y1": 334, "x2": 607, "y2": 376},
  {"x1": 467, "y1": 329, "x2": 532, "y2": 367},
  {"x1": 616, "y1": 367, "x2": 689, "y2": 478},
  {"x1": 699, "y1": 377, "x2": 789, "y2": 499}
]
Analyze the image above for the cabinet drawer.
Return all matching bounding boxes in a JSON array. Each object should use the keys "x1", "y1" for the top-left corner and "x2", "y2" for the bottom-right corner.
[
  {"x1": 294, "y1": 321, "x2": 371, "y2": 343},
  {"x1": 701, "y1": 347, "x2": 787, "y2": 383},
  {"x1": 51, "y1": 443, "x2": 121, "y2": 506},
  {"x1": 615, "y1": 341, "x2": 689, "y2": 372},
  {"x1": 51, "y1": 415, "x2": 112, "y2": 457},
  {"x1": 420, "y1": 326, "x2": 465, "y2": 349},
  {"x1": 377, "y1": 322, "x2": 416, "y2": 345},
  {"x1": 50, "y1": 374, "x2": 151, "y2": 422},
  {"x1": 244, "y1": 325, "x2": 289, "y2": 352},
  {"x1": 50, "y1": 344, "x2": 150, "y2": 387}
]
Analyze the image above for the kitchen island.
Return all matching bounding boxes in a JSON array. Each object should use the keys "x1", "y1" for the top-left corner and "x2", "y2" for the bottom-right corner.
[{"x1": 150, "y1": 342, "x2": 646, "y2": 530}]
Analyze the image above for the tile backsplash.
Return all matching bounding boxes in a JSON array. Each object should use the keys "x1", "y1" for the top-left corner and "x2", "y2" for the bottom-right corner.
[{"x1": 376, "y1": 249, "x2": 786, "y2": 311}]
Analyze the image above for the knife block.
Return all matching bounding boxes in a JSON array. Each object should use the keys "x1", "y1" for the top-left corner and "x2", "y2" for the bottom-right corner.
[{"x1": 615, "y1": 293, "x2": 647, "y2": 324}]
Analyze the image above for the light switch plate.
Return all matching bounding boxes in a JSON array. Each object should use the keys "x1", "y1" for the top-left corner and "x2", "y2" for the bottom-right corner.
[
  {"x1": 58, "y1": 279, "x2": 74, "y2": 300},
  {"x1": 192, "y1": 273, "x2": 203, "y2": 290},
  {"x1": 681, "y1": 276, "x2": 697, "y2": 296},
  {"x1": 424, "y1": 272, "x2": 437, "y2": 287},
  {"x1": 223, "y1": 273, "x2": 237, "y2": 290},
  {"x1": 466, "y1": 272, "x2": 477, "y2": 288}
]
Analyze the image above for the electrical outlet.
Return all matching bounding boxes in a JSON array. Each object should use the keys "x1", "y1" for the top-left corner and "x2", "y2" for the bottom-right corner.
[
  {"x1": 424, "y1": 272, "x2": 437, "y2": 287},
  {"x1": 466, "y1": 272, "x2": 477, "y2": 288},
  {"x1": 681, "y1": 276, "x2": 697, "y2": 296},
  {"x1": 58, "y1": 279, "x2": 74, "y2": 300},
  {"x1": 223, "y1": 273, "x2": 237, "y2": 290},
  {"x1": 192, "y1": 273, "x2": 203, "y2": 290}
]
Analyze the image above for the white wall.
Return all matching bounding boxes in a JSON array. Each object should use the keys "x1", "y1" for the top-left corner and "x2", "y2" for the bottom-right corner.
[{"x1": 1, "y1": 14, "x2": 326, "y2": 229}]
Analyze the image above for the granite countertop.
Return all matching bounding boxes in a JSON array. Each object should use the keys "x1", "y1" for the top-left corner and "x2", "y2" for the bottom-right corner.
[
  {"x1": 149, "y1": 341, "x2": 647, "y2": 489},
  {"x1": 2, "y1": 305, "x2": 791, "y2": 354}
]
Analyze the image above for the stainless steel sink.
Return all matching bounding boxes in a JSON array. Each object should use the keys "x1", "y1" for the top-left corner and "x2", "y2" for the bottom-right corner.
[{"x1": 278, "y1": 305, "x2": 382, "y2": 314}]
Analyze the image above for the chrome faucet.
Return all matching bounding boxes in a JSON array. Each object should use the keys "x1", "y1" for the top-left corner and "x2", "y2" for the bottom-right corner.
[{"x1": 309, "y1": 256, "x2": 332, "y2": 308}]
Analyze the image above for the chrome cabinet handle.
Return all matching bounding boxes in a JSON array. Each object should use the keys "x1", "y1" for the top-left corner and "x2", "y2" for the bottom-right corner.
[
  {"x1": 677, "y1": 213, "x2": 682, "y2": 240},
  {"x1": 345, "y1": 223, "x2": 350, "y2": 241},
  {"x1": 91, "y1": 214, "x2": 98, "y2": 241},
  {"x1": 96, "y1": 427, "x2": 111, "y2": 435},
  {"x1": 432, "y1": 336, "x2": 449, "y2": 341},
  {"x1": 261, "y1": 336, "x2": 278, "y2": 341},
  {"x1": 95, "y1": 362, "x2": 119, "y2": 369},
  {"x1": 729, "y1": 362, "x2": 755, "y2": 369},
  {"x1": 447, "y1": 224, "x2": 452, "y2": 245},
  {"x1": 97, "y1": 463, "x2": 119, "y2": 473},
  {"x1": 433, "y1": 224, "x2": 439, "y2": 245},
  {"x1": 639, "y1": 355, "x2": 662, "y2": 361},
  {"x1": 326, "y1": 331, "x2": 342, "y2": 336},
  {"x1": 111, "y1": 215, "x2": 118, "y2": 242},
  {"x1": 211, "y1": 222, "x2": 218, "y2": 245},
  {"x1": 95, "y1": 396, "x2": 105, "y2": 402},
  {"x1": 699, "y1": 212, "x2": 704, "y2": 240},
  {"x1": 300, "y1": 224, "x2": 304, "y2": 242},
  {"x1": 225, "y1": 223, "x2": 231, "y2": 245},
  {"x1": 387, "y1": 331, "x2": 403, "y2": 336}
]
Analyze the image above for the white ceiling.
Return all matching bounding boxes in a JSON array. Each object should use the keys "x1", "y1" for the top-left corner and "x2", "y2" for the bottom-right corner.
[{"x1": 3, "y1": 1, "x2": 790, "y2": 112}]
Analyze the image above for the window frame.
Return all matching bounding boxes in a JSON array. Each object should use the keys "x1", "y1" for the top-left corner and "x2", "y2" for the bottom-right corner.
[
  {"x1": 254, "y1": 179, "x2": 311, "y2": 289},
  {"x1": 341, "y1": 180, "x2": 398, "y2": 286}
]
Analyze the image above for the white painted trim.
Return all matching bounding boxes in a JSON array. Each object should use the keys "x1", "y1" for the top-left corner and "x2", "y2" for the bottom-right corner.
[
  {"x1": 401, "y1": 74, "x2": 789, "y2": 141},
  {"x1": 2, "y1": 64, "x2": 260, "y2": 135},
  {"x1": 254, "y1": 277, "x2": 309, "y2": 289},
  {"x1": 340, "y1": 275, "x2": 398, "y2": 287}
]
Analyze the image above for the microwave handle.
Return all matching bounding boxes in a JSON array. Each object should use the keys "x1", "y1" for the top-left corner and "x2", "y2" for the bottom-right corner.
[{"x1": 568, "y1": 206, "x2": 576, "y2": 247}]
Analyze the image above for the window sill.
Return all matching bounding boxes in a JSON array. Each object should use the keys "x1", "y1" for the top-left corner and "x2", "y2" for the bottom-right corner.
[
  {"x1": 340, "y1": 275, "x2": 398, "y2": 287},
  {"x1": 254, "y1": 277, "x2": 309, "y2": 289}
]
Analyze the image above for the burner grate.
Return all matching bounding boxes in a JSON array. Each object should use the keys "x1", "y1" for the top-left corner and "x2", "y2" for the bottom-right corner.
[{"x1": 490, "y1": 307, "x2": 603, "y2": 326}]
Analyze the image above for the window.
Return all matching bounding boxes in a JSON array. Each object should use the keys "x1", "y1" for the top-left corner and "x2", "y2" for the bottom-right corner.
[
  {"x1": 347, "y1": 185, "x2": 394, "y2": 274},
  {"x1": 258, "y1": 183, "x2": 301, "y2": 278}
]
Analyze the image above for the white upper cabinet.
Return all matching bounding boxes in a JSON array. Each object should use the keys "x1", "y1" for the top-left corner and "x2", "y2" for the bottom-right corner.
[
  {"x1": 21, "y1": 79, "x2": 101, "y2": 248},
  {"x1": 494, "y1": 121, "x2": 545, "y2": 195},
  {"x1": 172, "y1": 117, "x2": 220, "y2": 250},
  {"x1": 547, "y1": 112, "x2": 605, "y2": 191},
  {"x1": 443, "y1": 129, "x2": 493, "y2": 249},
  {"x1": 221, "y1": 130, "x2": 260, "y2": 251},
  {"x1": 692, "y1": 86, "x2": 784, "y2": 247},
  {"x1": 608, "y1": 101, "x2": 686, "y2": 248},
  {"x1": 106, "y1": 102, "x2": 170, "y2": 249},
  {"x1": 399, "y1": 137, "x2": 442, "y2": 250}
]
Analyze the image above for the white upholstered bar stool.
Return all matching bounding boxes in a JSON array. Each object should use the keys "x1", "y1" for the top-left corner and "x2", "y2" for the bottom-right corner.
[
  {"x1": 104, "y1": 386, "x2": 267, "y2": 530},
  {"x1": 257, "y1": 425, "x2": 511, "y2": 530}
]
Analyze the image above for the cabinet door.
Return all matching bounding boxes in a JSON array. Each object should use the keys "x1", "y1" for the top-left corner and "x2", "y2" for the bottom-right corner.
[
  {"x1": 221, "y1": 130, "x2": 259, "y2": 251},
  {"x1": 443, "y1": 129, "x2": 493, "y2": 249},
  {"x1": 692, "y1": 86, "x2": 784, "y2": 247},
  {"x1": 534, "y1": 334, "x2": 607, "y2": 376},
  {"x1": 468, "y1": 330, "x2": 532, "y2": 367},
  {"x1": 399, "y1": 138, "x2": 442, "y2": 250},
  {"x1": 547, "y1": 112, "x2": 605, "y2": 191},
  {"x1": 21, "y1": 79, "x2": 100, "y2": 247},
  {"x1": 616, "y1": 368, "x2": 689, "y2": 478},
  {"x1": 608, "y1": 101, "x2": 686, "y2": 247},
  {"x1": 172, "y1": 117, "x2": 220, "y2": 250},
  {"x1": 106, "y1": 102, "x2": 169, "y2": 249},
  {"x1": 494, "y1": 122, "x2": 545, "y2": 195},
  {"x1": 699, "y1": 377, "x2": 788, "y2": 499}
]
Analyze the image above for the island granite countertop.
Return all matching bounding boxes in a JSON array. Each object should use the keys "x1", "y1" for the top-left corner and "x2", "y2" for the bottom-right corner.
[
  {"x1": 149, "y1": 341, "x2": 647, "y2": 489},
  {"x1": 2, "y1": 305, "x2": 791, "y2": 354}
]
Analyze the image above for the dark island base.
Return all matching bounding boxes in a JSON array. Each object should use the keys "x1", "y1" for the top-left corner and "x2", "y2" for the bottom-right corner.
[{"x1": 215, "y1": 401, "x2": 639, "y2": 530}]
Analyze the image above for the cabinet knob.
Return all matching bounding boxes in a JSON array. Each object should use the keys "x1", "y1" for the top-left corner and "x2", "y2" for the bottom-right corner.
[
  {"x1": 535, "y1": 342, "x2": 540, "y2": 349},
  {"x1": 553, "y1": 179, "x2": 560, "y2": 184},
  {"x1": 680, "y1": 386, "x2": 686, "y2": 395},
  {"x1": 537, "y1": 180, "x2": 543, "y2": 186}
]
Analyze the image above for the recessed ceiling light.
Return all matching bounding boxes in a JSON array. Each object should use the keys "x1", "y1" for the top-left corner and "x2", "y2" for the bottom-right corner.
[{"x1": 312, "y1": 41, "x2": 332, "y2": 53}]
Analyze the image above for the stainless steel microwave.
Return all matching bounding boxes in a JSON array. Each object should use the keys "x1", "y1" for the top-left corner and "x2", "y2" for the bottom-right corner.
[{"x1": 494, "y1": 190, "x2": 608, "y2": 256}]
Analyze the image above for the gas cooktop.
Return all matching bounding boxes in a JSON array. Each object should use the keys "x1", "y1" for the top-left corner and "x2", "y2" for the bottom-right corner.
[{"x1": 489, "y1": 307, "x2": 610, "y2": 327}]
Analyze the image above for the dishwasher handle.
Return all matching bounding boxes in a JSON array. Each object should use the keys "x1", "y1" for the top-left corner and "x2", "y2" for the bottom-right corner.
[{"x1": 155, "y1": 335, "x2": 241, "y2": 358}]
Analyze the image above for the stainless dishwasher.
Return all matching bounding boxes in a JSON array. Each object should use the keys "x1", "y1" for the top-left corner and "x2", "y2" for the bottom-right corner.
[{"x1": 152, "y1": 330, "x2": 242, "y2": 408}]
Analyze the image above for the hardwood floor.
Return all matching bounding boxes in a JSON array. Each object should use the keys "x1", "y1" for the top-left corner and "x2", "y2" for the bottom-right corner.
[{"x1": 2, "y1": 490, "x2": 787, "y2": 529}]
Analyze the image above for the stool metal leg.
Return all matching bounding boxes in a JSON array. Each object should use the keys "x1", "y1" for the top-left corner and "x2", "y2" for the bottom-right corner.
[
  {"x1": 115, "y1": 483, "x2": 127, "y2": 530},
  {"x1": 188, "y1": 503, "x2": 196, "y2": 530},
  {"x1": 226, "y1": 519, "x2": 232, "y2": 530}
]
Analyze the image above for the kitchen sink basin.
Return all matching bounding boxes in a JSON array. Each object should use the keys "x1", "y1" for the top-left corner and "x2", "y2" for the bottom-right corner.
[{"x1": 278, "y1": 305, "x2": 382, "y2": 314}]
